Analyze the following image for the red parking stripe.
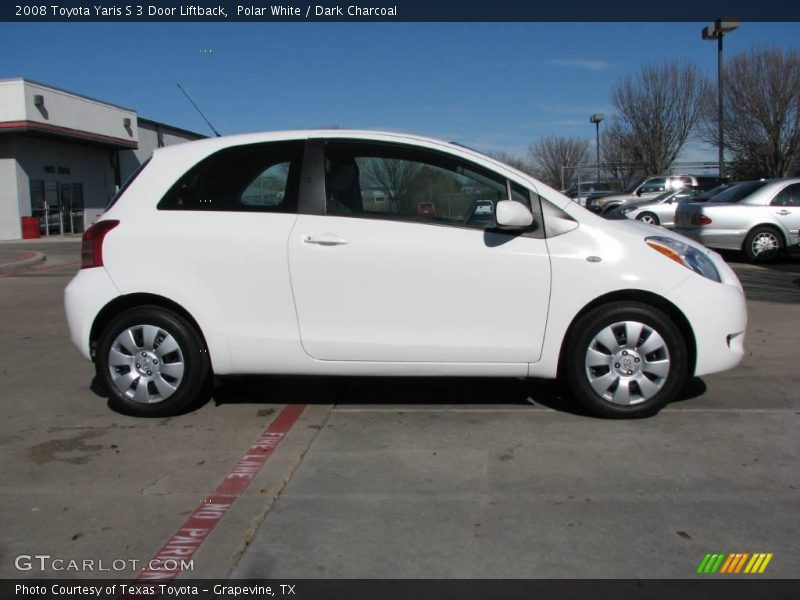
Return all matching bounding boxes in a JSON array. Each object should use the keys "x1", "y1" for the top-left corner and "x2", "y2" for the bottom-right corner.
[{"x1": 129, "y1": 404, "x2": 306, "y2": 586}]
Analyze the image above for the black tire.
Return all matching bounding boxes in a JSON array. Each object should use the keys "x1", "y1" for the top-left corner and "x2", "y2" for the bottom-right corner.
[
  {"x1": 744, "y1": 226, "x2": 783, "y2": 263},
  {"x1": 636, "y1": 212, "x2": 660, "y2": 226},
  {"x1": 95, "y1": 306, "x2": 210, "y2": 417},
  {"x1": 562, "y1": 302, "x2": 688, "y2": 419}
]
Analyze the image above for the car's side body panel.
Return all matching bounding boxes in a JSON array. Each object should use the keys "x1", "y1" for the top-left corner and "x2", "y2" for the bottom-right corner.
[
  {"x1": 288, "y1": 214, "x2": 551, "y2": 363},
  {"x1": 99, "y1": 210, "x2": 301, "y2": 375}
]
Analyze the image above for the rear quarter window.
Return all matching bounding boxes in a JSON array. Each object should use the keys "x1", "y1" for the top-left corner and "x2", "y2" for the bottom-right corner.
[{"x1": 158, "y1": 141, "x2": 304, "y2": 212}]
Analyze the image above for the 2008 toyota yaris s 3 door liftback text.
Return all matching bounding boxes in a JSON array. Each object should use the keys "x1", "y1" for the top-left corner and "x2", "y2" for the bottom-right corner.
[{"x1": 65, "y1": 130, "x2": 747, "y2": 419}]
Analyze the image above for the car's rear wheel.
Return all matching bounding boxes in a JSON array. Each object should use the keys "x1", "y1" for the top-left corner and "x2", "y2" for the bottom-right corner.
[
  {"x1": 636, "y1": 212, "x2": 660, "y2": 225},
  {"x1": 96, "y1": 306, "x2": 210, "y2": 417},
  {"x1": 744, "y1": 226, "x2": 783, "y2": 263},
  {"x1": 563, "y1": 302, "x2": 687, "y2": 418}
]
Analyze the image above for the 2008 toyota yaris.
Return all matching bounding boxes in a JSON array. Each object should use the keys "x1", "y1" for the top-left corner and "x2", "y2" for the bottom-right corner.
[{"x1": 64, "y1": 130, "x2": 747, "y2": 418}]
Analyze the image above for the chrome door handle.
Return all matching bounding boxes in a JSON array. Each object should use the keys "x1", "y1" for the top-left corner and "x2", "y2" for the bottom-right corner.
[
  {"x1": 303, "y1": 234, "x2": 348, "y2": 246},
  {"x1": 776, "y1": 209, "x2": 791, "y2": 216}
]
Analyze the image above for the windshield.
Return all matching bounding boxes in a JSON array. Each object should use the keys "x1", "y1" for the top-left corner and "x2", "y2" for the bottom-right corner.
[
  {"x1": 700, "y1": 183, "x2": 731, "y2": 199},
  {"x1": 709, "y1": 181, "x2": 768, "y2": 203},
  {"x1": 624, "y1": 178, "x2": 645, "y2": 194},
  {"x1": 652, "y1": 190, "x2": 677, "y2": 203}
]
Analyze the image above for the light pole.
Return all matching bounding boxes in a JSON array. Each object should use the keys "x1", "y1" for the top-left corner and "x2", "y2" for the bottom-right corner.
[
  {"x1": 702, "y1": 19, "x2": 739, "y2": 178},
  {"x1": 590, "y1": 113, "x2": 604, "y2": 182}
]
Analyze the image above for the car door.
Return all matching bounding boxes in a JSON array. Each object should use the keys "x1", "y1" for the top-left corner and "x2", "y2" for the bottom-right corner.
[
  {"x1": 770, "y1": 182, "x2": 800, "y2": 246},
  {"x1": 287, "y1": 140, "x2": 551, "y2": 364}
]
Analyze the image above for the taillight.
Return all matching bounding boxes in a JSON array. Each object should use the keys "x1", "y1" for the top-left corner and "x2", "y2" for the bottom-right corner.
[
  {"x1": 81, "y1": 220, "x2": 119, "y2": 269},
  {"x1": 691, "y1": 214, "x2": 713, "y2": 226}
]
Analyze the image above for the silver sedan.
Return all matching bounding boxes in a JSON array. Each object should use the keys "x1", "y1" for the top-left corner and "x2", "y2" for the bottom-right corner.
[
  {"x1": 674, "y1": 178, "x2": 800, "y2": 263},
  {"x1": 623, "y1": 188, "x2": 706, "y2": 228}
]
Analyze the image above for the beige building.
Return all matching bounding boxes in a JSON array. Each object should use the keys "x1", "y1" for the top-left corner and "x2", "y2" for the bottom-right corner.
[{"x1": 0, "y1": 78, "x2": 204, "y2": 240}]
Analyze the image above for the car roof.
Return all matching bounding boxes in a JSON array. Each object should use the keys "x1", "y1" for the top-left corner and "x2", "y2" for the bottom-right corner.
[{"x1": 157, "y1": 128, "x2": 476, "y2": 158}]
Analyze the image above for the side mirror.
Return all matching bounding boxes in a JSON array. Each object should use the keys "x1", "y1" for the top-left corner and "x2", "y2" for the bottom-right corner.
[
  {"x1": 496, "y1": 200, "x2": 533, "y2": 229},
  {"x1": 636, "y1": 188, "x2": 643, "y2": 196}
]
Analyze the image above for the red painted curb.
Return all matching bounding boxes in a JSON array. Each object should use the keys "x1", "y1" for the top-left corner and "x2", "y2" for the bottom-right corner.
[{"x1": 121, "y1": 404, "x2": 307, "y2": 592}]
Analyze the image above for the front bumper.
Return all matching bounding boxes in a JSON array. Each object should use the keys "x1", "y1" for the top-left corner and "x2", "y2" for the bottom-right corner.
[{"x1": 668, "y1": 268, "x2": 747, "y2": 377}]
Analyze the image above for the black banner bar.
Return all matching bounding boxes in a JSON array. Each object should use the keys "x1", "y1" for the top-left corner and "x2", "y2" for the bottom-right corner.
[
  {"x1": 4, "y1": 579, "x2": 800, "y2": 600},
  {"x1": 3, "y1": 1, "x2": 800, "y2": 22}
]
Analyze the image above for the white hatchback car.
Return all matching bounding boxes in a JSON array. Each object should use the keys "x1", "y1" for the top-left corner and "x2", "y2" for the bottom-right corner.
[{"x1": 65, "y1": 130, "x2": 747, "y2": 418}]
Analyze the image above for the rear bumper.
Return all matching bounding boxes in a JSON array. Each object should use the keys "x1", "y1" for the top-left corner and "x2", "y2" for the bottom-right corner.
[{"x1": 64, "y1": 268, "x2": 121, "y2": 360}]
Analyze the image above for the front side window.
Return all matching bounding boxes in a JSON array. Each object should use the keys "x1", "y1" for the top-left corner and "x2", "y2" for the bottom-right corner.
[
  {"x1": 158, "y1": 141, "x2": 303, "y2": 212},
  {"x1": 323, "y1": 141, "x2": 534, "y2": 230},
  {"x1": 640, "y1": 177, "x2": 667, "y2": 193}
]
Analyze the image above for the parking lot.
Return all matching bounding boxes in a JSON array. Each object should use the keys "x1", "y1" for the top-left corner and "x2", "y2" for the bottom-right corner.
[{"x1": 1, "y1": 237, "x2": 798, "y2": 580}]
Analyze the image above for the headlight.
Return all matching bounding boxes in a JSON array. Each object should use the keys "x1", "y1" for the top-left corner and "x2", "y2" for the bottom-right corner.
[
  {"x1": 622, "y1": 205, "x2": 638, "y2": 214},
  {"x1": 645, "y1": 236, "x2": 721, "y2": 283}
]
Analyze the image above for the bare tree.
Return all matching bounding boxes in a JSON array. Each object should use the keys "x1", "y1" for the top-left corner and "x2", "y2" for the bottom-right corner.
[
  {"x1": 486, "y1": 150, "x2": 536, "y2": 176},
  {"x1": 600, "y1": 122, "x2": 647, "y2": 189},
  {"x1": 702, "y1": 47, "x2": 800, "y2": 179},
  {"x1": 527, "y1": 136, "x2": 590, "y2": 189},
  {"x1": 360, "y1": 158, "x2": 420, "y2": 212},
  {"x1": 611, "y1": 61, "x2": 710, "y2": 175}
]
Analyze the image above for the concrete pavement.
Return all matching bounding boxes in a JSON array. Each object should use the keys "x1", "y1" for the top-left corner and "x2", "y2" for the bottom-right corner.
[{"x1": 0, "y1": 240, "x2": 797, "y2": 580}]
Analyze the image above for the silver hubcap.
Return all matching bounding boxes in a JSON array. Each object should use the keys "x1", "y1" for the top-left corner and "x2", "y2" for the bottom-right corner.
[
  {"x1": 752, "y1": 232, "x2": 778, "y2": 256},
  {"x1": 640, "y1": 215, "x2": 656, "y2": 224},
  {"x1": 108, "y1": 324, "x2": 185, "y2": 404},
  {"x1": 584, "y1": 320, "x2": 671, "y2": 405}
]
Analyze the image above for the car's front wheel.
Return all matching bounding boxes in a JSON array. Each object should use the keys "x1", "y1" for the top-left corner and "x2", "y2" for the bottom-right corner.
[
  {"x1": 636, "y1": 212, "x2": 660, "y2": 225},
  {"x1": 95, "y1": 306, "x2": 210, "y2": 417},
  {"x1": 563, "y1": 302, "x2": 687, "y2": 418}
]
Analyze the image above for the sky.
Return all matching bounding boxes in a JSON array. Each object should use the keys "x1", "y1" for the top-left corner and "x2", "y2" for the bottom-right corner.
[{"x1": 1, "y1": 21, "x2": 799, "y2": 161}]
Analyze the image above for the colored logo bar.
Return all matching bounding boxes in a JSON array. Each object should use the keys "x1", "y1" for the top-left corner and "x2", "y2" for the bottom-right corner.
[{"x1": 697, "y1": 553, "x2": 773, "y2": 574}]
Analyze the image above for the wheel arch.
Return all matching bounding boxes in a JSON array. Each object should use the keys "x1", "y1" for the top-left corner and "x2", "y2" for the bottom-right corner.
[
  {"x1": 742, "y1": 222, "x2": 789, "y2": 250},
  {"x1": 89, "y1": 293, "x2": 209, "y2": 363},
  {"x1": 556, "y1": 289, "x2": 696, "y2": 378}
]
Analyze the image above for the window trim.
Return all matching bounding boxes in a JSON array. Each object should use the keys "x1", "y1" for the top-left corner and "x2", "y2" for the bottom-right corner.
[{"x1": 318, "y1": 139, "x2": 544, "y2": 238}]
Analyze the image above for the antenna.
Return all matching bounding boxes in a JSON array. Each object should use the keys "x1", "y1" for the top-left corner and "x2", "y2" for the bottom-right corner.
[{"x1": 176, "y1": 83, "x2": 221, "y2": 137}]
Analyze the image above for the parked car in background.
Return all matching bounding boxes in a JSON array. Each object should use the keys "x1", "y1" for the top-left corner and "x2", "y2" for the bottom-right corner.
[
  {"x1": 620, "y1": 185, "x2": 730, "y2": 228},
  {"x1": 604, "y1": 188, "x2": 701, "y2": 224},
  {"x1": 674, "y1": 179, "x2": 800, "y2": 263},
  {"x1": 417, "y1": 201, "x2": 437, "y2": 217},
  {"x1": 563, "y1": 180, "x2": 622, "y2": 206},
  {"x1": 65, "y1": 129, "x2": 747, "y2": 420},
  {"x1": 586, "y1": 175, "x2": 728, "y2": 215}
]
